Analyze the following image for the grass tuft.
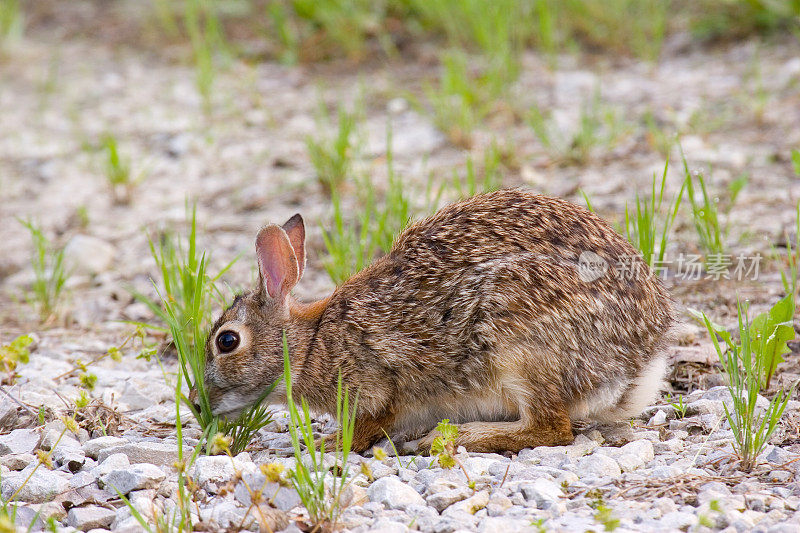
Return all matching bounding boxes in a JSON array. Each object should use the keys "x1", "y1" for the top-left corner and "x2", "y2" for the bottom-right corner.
[
  {"x1": 18, "y1": 219, "x2": 70, "y2": 322},
  {"x1": 134, "y1": 206, "x2": 273, "y2": 454},
  {"x1": 306, "y1": 100, "x2": 361, "y2": 194},
  {"x1": 135, "y1": 205, "x2": 235, "y2": 348},
  {"x1": 282, "y1": 331, "x2": 357, "y2": 530},
  {"x1": 0, "y1": 334, "x2": 32, "y2": 385},
  {"x1": 681, "y1": 152, "x2": 747, "y2": 265},
  {"x1": 100, "y1": 134, "x2": 144, "y2": 205},
  {"x1": 698, "y1": 299, "x2": 795, "y2": 472},
  {"x1": 321, "y1": 122, "x2": 412, "y2": 285},
  {"x1": 527, "y1": 90, "x2": 628, "y2": 166},
  {"x1": 624, "y1": 159, "x2": 685, "y2": 268}
]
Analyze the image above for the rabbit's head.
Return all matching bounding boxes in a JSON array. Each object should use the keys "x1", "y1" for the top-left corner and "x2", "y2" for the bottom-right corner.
[{"x1": 202, "y1": 214, "x2": 306, "y2": 418}]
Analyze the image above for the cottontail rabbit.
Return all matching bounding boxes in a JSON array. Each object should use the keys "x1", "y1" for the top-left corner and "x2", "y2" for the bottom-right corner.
[{"x1": 203, "y1": 189, "x2": 674, "y2": 453}]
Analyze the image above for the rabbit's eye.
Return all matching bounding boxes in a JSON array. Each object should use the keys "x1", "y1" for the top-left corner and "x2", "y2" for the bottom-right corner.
[{"x1": 216, "y1": 331, "x2": 240, "y2": 353}]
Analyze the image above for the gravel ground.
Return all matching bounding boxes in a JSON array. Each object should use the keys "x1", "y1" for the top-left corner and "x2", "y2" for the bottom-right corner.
[{"x1": 2, "y1": 13, "x2": 800, "y2": 533}]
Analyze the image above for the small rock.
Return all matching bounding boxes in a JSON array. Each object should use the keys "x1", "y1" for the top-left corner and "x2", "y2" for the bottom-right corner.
[
  {"x1": 52, "y1": 443, "x2": 86, "y2": 472},
  {"x1": 486, "y1": 493, "x2": 512, "y2": 516},
  {"x1": 521, "y1": 478, "x2": 563, "y2": 508},
  {"x1": 63, "y1": 235, "x2": 115, "y2": 275},
  {"x1": 369, "y1": 461, "x2": 397, "y2": 480},
  {"x1": 650, "y1": 465, "x2": 681, "y2": 478},
  {"x1": 200, "y1": 500, "x2": 250, "y2": 530},
  {"x1": 443, "y1": 490, "x2": 489, "y2": 516},
  {"x1": 652, "y1": 496, "x2": 677, "y2": 514},
  {"x1": 600, "y1": 424, "x2": 636, "y2": 446},
  {"x1": 0, "y1": 428, "x2": 39, "y2": 455},
  {"x1": 698, "y1": 481, "x2": 732, "y2": 505},
  {"x1": 67, "y1": 505, "x2": 116, "y2": 531},
  {"x1": 367, "y1": 476, "x2": 424, "y2": 510},
  {"x1": 5, "y1": 506, "x2": 43, "y2": 531},
  {"x1": 649, "y1": 410, "x2": 668, "y2": 426},
  {"x1": 96, "y1": 441, "x2": 179, "y2": 466},
  {"x1": 767, "y1": 523, "x2": 800, "y2": 533},
  {"x1": 82, "y1": 436, "x2": 127, "y2": 459},
  {"x1": 654, "y1": 438, "x2": 684, "y2": 454},
  {"x1": 427, "y1": 486, "x2": 472, "y2": 513},
  {"x1": 100, "y1": 463, "x2": 166, "y2": 495},
  {"x1": 479, "y1": 517, "x2": 539, "y2": 533},
  {"x1": 686, "y1": 398, "x2": 725, "y2": 417},
  {"x1": 92, "y1": 452, "x2": 130, "y2": 477},
  {"x1": 768, "y1": 470, "x2": 792, "y2": 483},
  {"x1": 191, "y1": 455, "x2": 236, "y2": 488},
  {"x1": 0, "y1": 400, "x2": 18, "y2": 428},
  {"x1": 340, "y1": 483, "x2": 368, "y2": 508},
  {"x1": 0, "y1": 465, "x2": 70, "y2": 503},
  {"x1": 0, "y1": 453, "x2": 36, "y2": 471},
  {"x1": 766, "y1": 447, "x2": 797, "y2": 466},
  {"x1": 41, "y1": 421, "x2": 78, "y2": 450},
  {"x1": 234, "y1": 473, "x2": 301, "y2": 511},
  {"x1": 118, "y1": 378, "x2": 173, "y2": 411},
  {"x1": 576, "y1": 453, "x2": 621, "y2": 477},
  {"x1": 370, "y1": 518, "x2": 410, "y2": 532},
  {"x1": 659, "y1": 510, "x2": 696, "y2": 530},
  {"x1": 615, "y1": 440, "x2": 654, "y2": 472}
]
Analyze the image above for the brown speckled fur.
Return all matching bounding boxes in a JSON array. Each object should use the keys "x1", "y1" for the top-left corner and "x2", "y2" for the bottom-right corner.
[{"x1": 202, "y1": 189, "x2": 674, "y2": 453}]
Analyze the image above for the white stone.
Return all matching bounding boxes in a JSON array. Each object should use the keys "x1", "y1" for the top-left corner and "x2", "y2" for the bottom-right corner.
[
  {"x1": 521, "y1": 478, "x2": 563, "y2": 508},
  {"x1": 367, "y1": 476, "x2": 424, "y2": 510},
  {"x1": 442, "y1": 490, "x2": 489, "y2": 516},
  {"x1": 0, "y1": 453, "x2": 36, "y2": 471},
  {"x1": 63, "y1": 235, "x2": 115, "y2": 275},
  {"x1": 686, "y1": 398, "x2": 726, "y2": 417},
  {"x1": 200, "y1": 500, "x2": 251, "y2": 530},
  {"x1": 426, "y1": 486, "x2": 471, "y2": 513},
  {"x1": 92, "y1": 452, "x2": 130, "y2": 477},
  {"x1": 100, "y1": 463, "x2": 166, "y2": 495},
  {"x1": 649, "y1": 410, "x2": 668, "y2": 425},
  {"x1": 82, "y1": 436, "x2": 127, "y2": 459},
  {"x1": 52, "y1": 443, "x2": 86, "y2": 472},
  {"x1": 370, "y1": 518, "x2": 410, "y2": 532},
  {"x1": 0, "y1": 465, "x2": 70, "y2": 503},
  {"x1": 118, "y1": 378, "x2": 173, "y2": 411},
  {"x1": 654, "y1": 438, "x2": 684, "y2": 454},
  {"x1": 656, "y1": 510, "x2": 696, "y2": 530},
  {"x1": 486, "y1": 493, "x2": 512, "y2": 516},
  {"x1": 479, "y1": 516, "x2": 538, "y2": 532},
  {"x1": 96, "y1": 441, "x2": 179, "y2": 466},
  {"x1": 651, "y1": 465, "x2": 682, "y2": 478},
  {"x1": 616, "y1": 440, "x2": 655, "y2": 472},
  {"x1": 67, "y1": 506, "x2": 116, "y2": 531},
  {"x1": 576, "y1": 453, "x2": 621, "y2": 477},
  {"x1": 234, "y1": 473, "x2": 301, "y2": 511},
  {"x1": 191, "y1": 455, "x2": 236, "y2": 488},
  {"x1": 0, "y1": 429, "x2": 39, "y2": 455}
]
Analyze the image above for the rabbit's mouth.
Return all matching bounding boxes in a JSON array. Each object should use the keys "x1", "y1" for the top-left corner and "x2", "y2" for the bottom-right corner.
[{"x1": 211, "y1": 390, "x2": 256, "y2": 419}]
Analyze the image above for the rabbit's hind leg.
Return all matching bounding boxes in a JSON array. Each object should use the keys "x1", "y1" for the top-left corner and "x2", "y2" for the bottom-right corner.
[
  {"x1": 348, "y1": 410, "x2": 397, "y2": 453},
  {"x1": 418, "y1": 408, "x2": 573, "y2": 454}
]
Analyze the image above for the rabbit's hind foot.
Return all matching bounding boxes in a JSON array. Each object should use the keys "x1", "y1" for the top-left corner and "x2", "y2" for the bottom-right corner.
[{"x1": 417, "y1": 410, "x2": 573, "y2": 454}]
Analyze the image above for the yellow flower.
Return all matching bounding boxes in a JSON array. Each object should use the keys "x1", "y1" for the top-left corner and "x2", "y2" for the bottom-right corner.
[
  {"x1": 260, "y1": 462, "x2": 285, "y2": 484},
  {"x1": 372, "y1": 447, "x2": 387, "y2": 461}
]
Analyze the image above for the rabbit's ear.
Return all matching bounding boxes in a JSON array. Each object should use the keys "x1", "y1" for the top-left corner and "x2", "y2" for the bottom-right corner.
[
  {"x1": 282, "y1": 214, "x2": 306, "y2": 280},
  {"x1": 255, "y1": 225, "x2": 299, "y2": 302}
]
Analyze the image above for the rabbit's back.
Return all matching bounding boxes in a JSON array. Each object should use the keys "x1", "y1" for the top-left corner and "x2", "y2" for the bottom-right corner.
[{"x1": 316, "y1": 189, "x2": 673, "y2": 426}]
